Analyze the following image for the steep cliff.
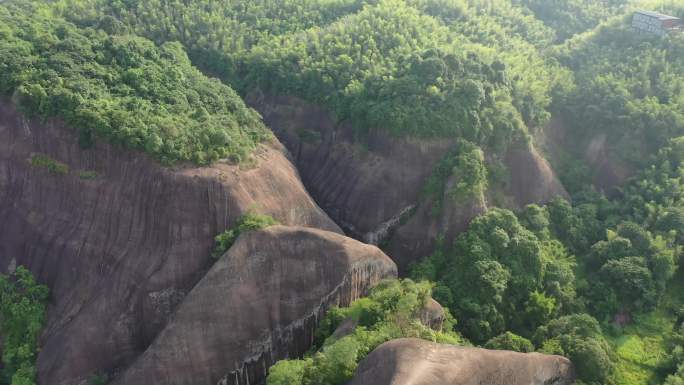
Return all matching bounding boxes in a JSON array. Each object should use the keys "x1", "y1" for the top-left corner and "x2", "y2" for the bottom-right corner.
[
  {"x1": 540, "y1": 116, "x2": 635, "y2": 194},
  {"x1": 504, "y1": 143, "x2": 569, "y2": 207},
  {"x1": 348, "y1": 338, "x2": 575, "y2": 385},
  {"x1": 0, "y1": 100, "x2": 341, "y2": 384},
  {"x1": 249, "y1": 93, "x2": 454, "y2": 243},
  {"x1": 250, "y1": 93, "x2": 568, "y2": 270},
  {"x1": 114, "y1": 226, "x2": 397, "y2": 385}
]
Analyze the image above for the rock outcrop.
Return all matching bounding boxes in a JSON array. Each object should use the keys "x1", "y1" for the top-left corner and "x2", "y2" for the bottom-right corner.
[
  {"x1": 584, "y1": 133, "x2": 634, "y2": 193},
  {"x1": 348, "y1": 338, "x2": 575, "y2": 385},
  {"x1": 251, "y1": 92, "x2": 567, "y2": 269},
  {"x1": 249, "y1": 93, "x2": 454, "y2": 244},
  {"x1": 504, "y1": 143, "x2": 569, "y2": 207},
  {"x1": 540, "y1": 116, "x2": 634, "y2": 193},
  {"x1": 419, "y1": 298, "x2": 446, "y2": 332},
  {"x1": 0, "y1": 93, "x2": 572, "y2": 384},
  {"x1": 0, "y1": 100, "x2": 341, "y2": 384},
  {"x1": 114, "y1": 226, "x2": 397, "y2": 385},
  {"x1": 384, "y1": 185, "x2": 487, "y2": 272},
  {"x1": 385, "y1": 141, "x2": 568, "y2": 271}
]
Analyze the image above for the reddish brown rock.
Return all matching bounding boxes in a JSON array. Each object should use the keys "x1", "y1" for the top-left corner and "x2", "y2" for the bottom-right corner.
[
  {"x1": 248, "y1": 93, "x2": 455, "y2": 244},
  {"x1": 540, "y1": 116, "x2": 634, "y2": 193},
  {"x1": 584, "y1": 133, "x2": 634, "y2": 193},
  {"x1": 419, "y1": 298, "x2": 446, "y2": 332},
  {"x1": 0, "y1": 100, "x2": 340, "y2": 385},
  {"x1": 504, "y1": 142, "x2": 569, "y2": 207},
  {"x1": 250, "y1": 94, "x2": 568, "y2": 271},
  {"x1": 113, "y1": 225, "x2": 397, "y2": 385},
  {"x1": 385, "y1": 186, "x2": 487, "y2": 272},
  {"x1": 349, "y1": 338, "x2": 575, "y2": 385}
]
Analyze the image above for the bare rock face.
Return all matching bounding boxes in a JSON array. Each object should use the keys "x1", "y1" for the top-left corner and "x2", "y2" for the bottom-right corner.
[
  {"x1": 540, "y1": 116, "x2": 634, "y2": 193},
  {"x1": 330, "y1": 316, "x2": 361, "y2": 341},
  {"x1": 0, "y1": 100, "x2": 341, "y2": 384},
  {"x1": 584, "y1": 133, "x2": 633, "y2": 193},
  {"x1": 249, "y1": 94, "x2": 568, "y2": 270},
  {"x1": 114, "y1": 225, "x2": 397, "y2": 385},
  {"x1": 349, "y1": 338, "x2": 575, "y2": 385},
  {"x1": 248, "y1": 93, "x2": 455, "y2": 244},
  {"x1": 385, "y1": 185, "x2": 487, "y2": 272},
  {"x1": 505, "y1": 143, "x2": 569, "y2": 207},
  {"x1": 386, "y1": 142, "x2": 568, "y2": 271},
  {"x1": 419, "y1": 298, "x2": 446, "y2": 332}
]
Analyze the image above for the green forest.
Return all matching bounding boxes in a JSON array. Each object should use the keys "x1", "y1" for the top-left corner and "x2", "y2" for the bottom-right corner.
[
  {"x1": 1, "y1": 0, "x2": 684, "y2": 384},
  {"x1": 0, "y1": 1, "x2": 270, "y2": 164},
  {"x1": 267, "y1": 280, "x2": 464, "y2": 385},
  {"x1": 0, "y1": 268, "x2": 49, "y2": 385}
]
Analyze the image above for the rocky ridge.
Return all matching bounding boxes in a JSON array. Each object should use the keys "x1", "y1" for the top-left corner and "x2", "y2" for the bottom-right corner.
[
  {"x1": 114, "y1": 226, "x2": 397, "y2": 385},
  {"x1": 250, "y1": 93, "x2": 568, "y2": 270},
  {"x1": 0, "y1": 95, "x2": 574, "y2": 385},
  {"x1": 0, "y1": 100, "x2": 350, "y2": 384}
]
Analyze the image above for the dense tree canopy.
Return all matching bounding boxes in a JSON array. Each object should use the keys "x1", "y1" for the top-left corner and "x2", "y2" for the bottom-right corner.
[
  {"x1": 423, "y1": 139, "x2": 488, "y2": 215},
  {"x1": 534, "y1": 314, "x2": 616, "y2": 383},
  {"x1": 412, "y1": 128, "x2": 684, "y2": 383},
  {"x1": 0, "y1": 1, "x2": 269, "y2": 164},
  {"x1": 267, "y1": 280, "x2": 463, "y2": 385},
  {"x1": 516, "y1": 0, "x2": 628, "y2": 42},
  {"x1": 411, "y1": 208, "x2": 579, "y2": 342},
  {"x1": 0, "y1": 267, "x2": 49, "y2": 385},
  {"x1": 57, "y1": 0, "x2": 571, "y2": 151},
  {"x1": 2, "y1": 0, "x2": 684, "y2": 384},
  {"x1": 553, "y1": 2, "x2": 684, "y2": 176},
  {"x1": 484, "y1": 331, "x2": 534, "y2": 352}
]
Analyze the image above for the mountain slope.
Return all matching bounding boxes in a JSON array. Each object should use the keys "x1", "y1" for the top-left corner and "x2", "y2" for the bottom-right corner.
[
  {"x1": 114, "y1": 226, "x2": 397, "y2": 385},
  {"x1": 0, "y1": 100, "x2": 341, "y2": 384}
]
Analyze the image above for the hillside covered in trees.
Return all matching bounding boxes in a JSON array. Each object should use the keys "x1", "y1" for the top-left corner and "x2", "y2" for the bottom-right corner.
[{"x1": 1, "y1": 0, "x2": 684, "y2": 385}]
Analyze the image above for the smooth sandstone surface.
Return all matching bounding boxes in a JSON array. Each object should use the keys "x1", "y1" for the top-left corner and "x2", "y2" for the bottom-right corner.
[
  {"x1": 114, "y1": 225, "x2": 397, "y2": 385},
  {"x1": 349, "y1": 338, "x2": 575, "y2": 385},
  {"x1": 0, "y1": 100, "x2": 340, "y2": 384},
  {"x1": 250, "y1": 93, "x2": 567, "y2": 271}
]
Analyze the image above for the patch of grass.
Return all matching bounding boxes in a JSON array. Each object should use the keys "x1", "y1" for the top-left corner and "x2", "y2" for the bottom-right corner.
[
  {"x1": 78, "y1": 170, "x2": 98, "y2": 180},
  {"x1": 88, "y1": 374, "x2": 108, "y2": 385},
  {"x1": 212, "y1": 212, "x2": 279, "y2": 258},
  {"x1": 30, "y1": 154, "x2": 68, "y2": 175},
  {"x1": 608, "y1": 278, "x2": 684, "y2": 385},
  {"x1": 297, "y1": 129, "x2": 321, "y2": 144},
  {"x1": 612, "y1": 333, "x2": 665, "y2": 385}
]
